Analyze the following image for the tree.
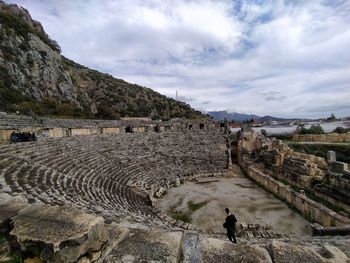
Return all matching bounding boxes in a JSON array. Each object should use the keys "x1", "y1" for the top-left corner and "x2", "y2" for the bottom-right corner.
[
  {"x1": 332, "y1": 127, "x2": 350, "y2": 134},
  {"x1": 327, "y1": 113, "x2": 336, "y2": 121},
  {"x1": 150, "y1": 108, "x2": 160, "y2": 120}
]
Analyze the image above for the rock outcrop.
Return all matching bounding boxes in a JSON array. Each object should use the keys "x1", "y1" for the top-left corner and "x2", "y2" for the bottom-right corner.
[{"x1": 9, "y1": 204, "x2": 129, "y2": 263}]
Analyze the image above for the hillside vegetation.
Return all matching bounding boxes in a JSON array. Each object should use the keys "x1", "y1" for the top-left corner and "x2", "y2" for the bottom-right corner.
[{"x1": 0, "y1": 1, "x2": 206, "y2": 120}]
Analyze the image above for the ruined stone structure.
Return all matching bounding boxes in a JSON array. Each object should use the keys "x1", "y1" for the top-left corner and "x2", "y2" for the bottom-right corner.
[
  {"x1": 2, "y1": 199, "x2": 350, "y2": 262},
  {"x1": 237, "y1": 128, "x2": 350, "y2": 228},
  {"x1": 0, "y1": 112, "x2": 217, "y2": 142},
  {"x1": 0, "y1": 123, "x2": 228, "y2": 229},
  {"x1": 314, "y1": 151, "x2": 350, "y2": 214},
  {"x1": 1, "y1": 121, "x2": 350, "y2": 262}
]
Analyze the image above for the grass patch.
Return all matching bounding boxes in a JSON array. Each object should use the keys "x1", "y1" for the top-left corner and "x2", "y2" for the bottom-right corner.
[
  {"x1": 0, "y1": 233, "x2": 22, "y2": 263},
  {"x1": 168, "y1": 197, "x2": 192, "y2": 223},
  {"x1": 170, "y1": 211, "x2": 192, "y2": 223},
  {"x1": 187, "y1": 200, "x2": 209, "y2": 212},
  {"x1": 167, "y1": 198, "x2": 209, "y2": 223}
]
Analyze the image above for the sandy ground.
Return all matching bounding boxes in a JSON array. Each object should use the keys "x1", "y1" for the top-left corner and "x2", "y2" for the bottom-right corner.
[{"x1": 156, "y1": 165, "x2": 312, "y2": 236}]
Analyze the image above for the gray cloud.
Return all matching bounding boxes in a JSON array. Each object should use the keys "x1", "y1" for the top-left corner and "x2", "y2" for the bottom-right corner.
[{"x1": 4, "y1": 0, "x2": 350, "y2": 118}]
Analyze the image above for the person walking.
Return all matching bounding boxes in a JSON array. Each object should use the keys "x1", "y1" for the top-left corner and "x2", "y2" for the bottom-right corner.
[{"x1": 223, "y1": 208, "x2": 237, "y2": 243}]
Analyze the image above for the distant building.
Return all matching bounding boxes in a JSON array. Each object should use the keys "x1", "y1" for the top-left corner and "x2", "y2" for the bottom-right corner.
[{"x1": 230, "y1": 123, "x2": 241, "y2": 128}]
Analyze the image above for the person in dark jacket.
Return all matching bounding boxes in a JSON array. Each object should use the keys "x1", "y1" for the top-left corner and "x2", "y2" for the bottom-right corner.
[{"x1": 223, "y1": 208, "x2": 237, "y2": 243}]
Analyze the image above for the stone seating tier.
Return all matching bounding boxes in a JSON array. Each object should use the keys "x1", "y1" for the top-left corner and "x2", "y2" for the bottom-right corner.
[{"x1": 0, "y1": 130, "x2": 228, "y2": 226}]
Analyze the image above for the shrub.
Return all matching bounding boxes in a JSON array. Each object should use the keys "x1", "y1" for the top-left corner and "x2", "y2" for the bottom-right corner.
[
  {"x1": 298, "y1": 125, "x2": 325, "y2": 135},
  {"x1": 332, "y1": 127, "x2": 350, "y2": 134}
]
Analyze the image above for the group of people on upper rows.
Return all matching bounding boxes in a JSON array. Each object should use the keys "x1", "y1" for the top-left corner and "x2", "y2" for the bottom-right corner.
[{"x1": 10, "y1": 132, "x2": 36, "y2": 143}]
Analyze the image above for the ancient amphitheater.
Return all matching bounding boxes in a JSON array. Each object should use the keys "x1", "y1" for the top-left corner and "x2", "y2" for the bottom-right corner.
[{"x1": 0, "y1": 112, "x2": 350, "y2": 263}]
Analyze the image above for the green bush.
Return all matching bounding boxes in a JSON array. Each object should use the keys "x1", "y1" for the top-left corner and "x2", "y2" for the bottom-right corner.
[
  {"x1": 298, "y1": 125, "x2": 325, "y2": 135},
  {"x1": 332, "y1": 127, "x2": 350, "y2": 134}
]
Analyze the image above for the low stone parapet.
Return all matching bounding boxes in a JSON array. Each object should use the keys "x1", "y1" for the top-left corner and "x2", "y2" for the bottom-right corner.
[{"x1": 292, "y1": 132, "x2": 350, "y2": 143}]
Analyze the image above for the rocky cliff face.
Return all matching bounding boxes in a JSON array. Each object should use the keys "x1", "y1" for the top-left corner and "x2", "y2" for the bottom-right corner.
[{"x1": 0, "y1": 1, "x2": 205, "y2": 119}]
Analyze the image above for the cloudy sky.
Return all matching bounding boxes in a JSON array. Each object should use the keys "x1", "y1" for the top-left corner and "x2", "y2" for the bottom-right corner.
[{"x1": 5, "y1": 0, "x2": 350, "y2": 118}]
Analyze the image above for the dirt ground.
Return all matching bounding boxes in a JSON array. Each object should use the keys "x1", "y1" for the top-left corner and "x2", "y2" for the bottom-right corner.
[{"x1": 156, "y1": 165, "x2": 312, "y2": 236}]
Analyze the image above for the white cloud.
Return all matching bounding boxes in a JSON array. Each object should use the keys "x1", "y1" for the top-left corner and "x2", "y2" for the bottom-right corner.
[{"x1": 4, "y1": 0, "x2": 350, "y2": 118}]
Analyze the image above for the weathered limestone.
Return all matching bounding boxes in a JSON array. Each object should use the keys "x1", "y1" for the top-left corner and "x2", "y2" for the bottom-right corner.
[
  {"x1": 0, "y1": 195, "x2": 28, "y2": 227},
  {"x1": 10, "y1": 204, "x2": 114, "y2": 263},
  {"x1": 237, "y1": 129, "x2": 350, "y2": 228},
  {"x1": 104, "y1": 228, "x2": 183, "y2": 263},
  {"x1": 0, "y1": 112, "x2": 221, "y2": 141},
  {"x1": 201, "y1": 237, "x2": 272, "y2": 263},
  {"x1": 327, "y1": 151, "x2": 337, "y2": 164},
  {"x1": 321, "y1": 245, "x2": 350, "y2": 263},
  {"x1": 0, "y1": 129, "x2": 228, "y2": 227},
  {"x1": 1, "y1": 202, "x2": 350, "y2": 262},
  {"x1": 268, "y1": 240, "x2": 328, "y2": 263}
]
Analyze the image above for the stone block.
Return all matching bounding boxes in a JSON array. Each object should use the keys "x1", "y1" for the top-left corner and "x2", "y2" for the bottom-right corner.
[
  {"x1": 268, "y1": 240, "x2": 327, "y2": 263},
  {"x1": 200, "y1": 237, "x2": 272, "y2": 263},
  {"x1": 0, "y1": 195, "x2": 28, "y2": 228},
  {"x1": 327, "y1": 151, "x2": 337, "y2": 163},
  {"x1": 104, "y1": 228, "x2": 183, "y2": 263},
  {"x1": 10, "y1": 204, "x2": 109, "y2": 263}
]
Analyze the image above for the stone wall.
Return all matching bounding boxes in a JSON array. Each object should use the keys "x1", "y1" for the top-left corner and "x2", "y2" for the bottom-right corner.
[
  {"x1": 0, "y1": 129, "x2": 16, "y2": 141},
  {"x1": 102, "y1": 127, "x2": 120, "y2": 135},
  {"x1": 292, "y1": 132, "x2": 350, "y2": 142},
  {"x1": 268, "y1": 139, "x2": 327, "y2": 169},
  {"x1": 280, "y1": 156, "x2": 324, "y2": 188},
  {"x1": 237, "y1": 128, "x2": 350, "y2": 228},
  {"x1": 238, "y1": 128, "x2": 327, "y2": 188},
  {"x1": 0, "y1": 127, "x2": 42, "y2": 141},
  {"x1": 0, "y1": 114, "x2": 220, "y2": 141},
  {"x1": 239, "y1": 162, "x2": 350, "y2": 227}
]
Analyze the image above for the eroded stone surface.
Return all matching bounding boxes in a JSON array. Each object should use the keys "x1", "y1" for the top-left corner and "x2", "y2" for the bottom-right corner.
[
  {"x1": 0, "y1": 195, "x2": 28, "y2": 226},
  {"x1": 104, "y1": 228, "x2": 182, "y2": 263},
  {"x1": 268, "y1": 240, "x2": 328, "y2": 263},
  {"x1": 201, "y1": 237, "x2": 272, "y2": 263},
  {"x1": 10, "y1": 204, "x2": 108, "y2": 262},
  {"x1": 321, "y1": 245, "x2": 350, "y2": 263}
]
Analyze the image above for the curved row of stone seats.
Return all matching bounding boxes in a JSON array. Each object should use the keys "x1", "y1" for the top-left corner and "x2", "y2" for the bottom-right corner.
[
  {"x1": 0, "y1": 112, "x2": 40, "y2": 128},
  {"x1": 0, "y1": 130, "x2": 228, "y2": 226},
  {"x1": 0, "y1": 143, "x2": 155, "y2": 223}
]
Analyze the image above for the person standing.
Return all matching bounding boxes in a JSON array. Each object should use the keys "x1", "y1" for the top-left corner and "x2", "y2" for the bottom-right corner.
[{"x1": 223, "y1": 208, "x2": 237, "y2": 243}]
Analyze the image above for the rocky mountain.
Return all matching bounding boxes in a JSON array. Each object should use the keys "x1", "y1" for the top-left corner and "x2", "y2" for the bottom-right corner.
[
  {"x1": 0, "y1": 1, "x2": 206, "y2": 119},
  {"x1": 208, "y1": 110, "x2": 289, "y2": 122}
]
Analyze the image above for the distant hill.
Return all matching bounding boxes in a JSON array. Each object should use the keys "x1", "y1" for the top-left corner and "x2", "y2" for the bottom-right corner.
[
  {"x1": 258, "y1": 115, "x2": 289, "y2": 122},
  {"x1": 208, "y1": 111, "x2": 289, "y2": 122},
  {"x1": 0, "y1": 1, "x2": 206, "y2": 120}
]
